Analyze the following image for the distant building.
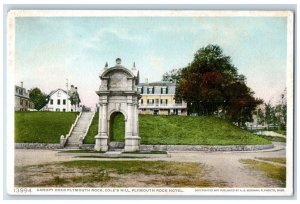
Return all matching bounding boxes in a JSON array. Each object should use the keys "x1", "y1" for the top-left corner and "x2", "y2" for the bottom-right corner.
[
  {"x1": 15, "y1": 82, "x2": 34, "y2": 111},
  {"x1": 42, "y1": 85, "x2": 81, "y2": 112},
  {"x1": 137, "y1": 80, "x2": 187, "y2": 115}
]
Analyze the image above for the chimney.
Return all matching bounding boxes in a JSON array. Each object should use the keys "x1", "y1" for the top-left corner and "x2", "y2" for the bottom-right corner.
[
  {"x1": 21, "y1": 81, "x2": 23, "y2": 88},
  {"x1": 145, "y1": 78, "x2": 148, "y2": 83}
]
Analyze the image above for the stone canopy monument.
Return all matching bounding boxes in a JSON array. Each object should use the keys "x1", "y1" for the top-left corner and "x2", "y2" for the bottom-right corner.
[{"x1": 95, "y1": 58, "x2": 141, "y2": 152}]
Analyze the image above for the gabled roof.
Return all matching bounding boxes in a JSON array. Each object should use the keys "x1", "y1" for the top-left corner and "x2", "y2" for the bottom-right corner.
[{"x1": 48, "y1": 88, "x2": 69, "y2": 97}]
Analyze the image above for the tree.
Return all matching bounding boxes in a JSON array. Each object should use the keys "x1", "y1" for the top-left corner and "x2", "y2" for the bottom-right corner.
[
  {"x1": 175, "y1": 44, "x2": 262, "y2": 126},
  {"x1": 263, "y1": 89, "x2": 287, "y2": 130},
  {"x1": 223, "y1": 82, "x2": 263, "y2": 126},
  {"x1": 278, "y1": 89, "x2": 287, "y2": 130},
  {"x1": 162, "y1": 68, "x2": 182, "y2": 82},
  {"x1": 29, "y1": 87, "x2": 48, "y2": 110}
]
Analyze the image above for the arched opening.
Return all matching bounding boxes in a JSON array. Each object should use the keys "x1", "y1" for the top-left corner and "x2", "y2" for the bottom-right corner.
[{"x1": 109, "y1": 112, "x2": 125, "y2": 143}]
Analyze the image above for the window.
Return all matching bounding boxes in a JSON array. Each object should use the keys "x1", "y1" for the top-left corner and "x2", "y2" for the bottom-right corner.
[
  {"x1": 56, "y1": 108, "x2": 60, "y2": 112},
  {"x1": 57, "y1": 91, "x2": 61, "y2": 97},
  {"x1": 63, "y1": 108, "x2": 66, "y2": 112},
  {"x1": 147, "y1": 87, "x2": 153, "y2": 94},
  {"x1": 57, "y1": 99, "x2": 60, "y2": 105},
  {"x1": 63, "y1": 99, "x2": 66, "y2": 105},
  {"x1": 71, "y1": 109, "x2": 73, "y2": 112},
  {"x1": 25, "y1": 100, "x2": 28, "y2": 106},
  {"x1": 20, "y1": 99, "x2": 22, "y2": 105},
  {"x1": 161, "y1": 87, "x2": 167, "y2": 94},
  {"x1": 162, "y1": 99, "x2": 168, "y2": 104},
  {"x1": 50, "y1": 99, "x2": 53, "y2": 105},
  {"x1": 155, "y1": 99, "x2": 159, "y2": 105},
  {"x1": 147, "y1": 99, "x2": 154, "y2": 105},
  {"x1": 137, "y1": 87, "x2": 143, "y2": 94},
  {"x1": 141, "y1": 99, "x2": 143, "y2": 104},
  {"x1": 161, "y1": 99, "x2": 168, "y2": 106}
]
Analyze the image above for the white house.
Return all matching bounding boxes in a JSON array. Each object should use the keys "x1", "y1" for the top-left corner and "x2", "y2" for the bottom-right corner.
[{"x1": 42, "y1": 87, "x2": 81, "y2": 112}]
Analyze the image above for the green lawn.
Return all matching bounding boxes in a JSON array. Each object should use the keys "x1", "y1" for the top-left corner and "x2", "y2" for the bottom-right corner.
[
  {"x1": 83, "y1": 112, "x2": 98, "y2": 144},
  {"x1": 256, "y1": 157, "x2": 286, "y2": 164},
  {"x1": 15, "y1": 112, "x2": 78, "y2": 143},
  {"x1": 84, "y1": 114, "x2": 270, "y2": 145},
  {"x1": 110, "y1": 112, "x2": 125, "y2": 142},
  {"x1": 256, "y1": 135, "x2": 286, "y2": 143},
  {"x1": 273, "y1": 130, "x2": 286, "y2": 136},
  {"x1": 241, "y1": 159, "x2": 286, "y2": 187}
]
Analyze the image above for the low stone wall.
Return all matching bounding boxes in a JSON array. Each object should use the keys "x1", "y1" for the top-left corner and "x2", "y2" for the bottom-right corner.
[
  {"x1": 15, "y1": 143, "x2": 274, "y2": 152},
  {"x1": 139, "y1": 144, "x2": 274, "y2": 152},
  {"x1": 81, "y1": 143, "x2": 274, "y2": 152},
  {"x1": 15, "y1": 143, "x2": 61, "y2": 149}
]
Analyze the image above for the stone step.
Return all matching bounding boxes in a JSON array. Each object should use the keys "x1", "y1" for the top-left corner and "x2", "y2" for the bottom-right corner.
[
  {"x1": 74, "y1": 124, "x2": 88, "y2": 127},
  {"x1": 73, "y1": 130, "x2": 87, "y2": 132},
  {"x1": 72, "y1": 128, "x2": 86, "y2": 130},
  {"x1": 64, "y1": 146, "x2": 80, "y2": 149},
  {"x1": 66, "y1": 142, "x2": 79, "y2": 145},
  {"x1": 68, "y1": 138, "x2": 80, "y2": 141},
  {"x1": 68, "y1": 139, "x2": 80, "y2": 142},
  {"x1": 70, "y1": 133, "x2": 83, "y2": 136},
  {"x1": 73, "y1": 127, "x2": 88, "y2": 130},
  {"x1": 71, "y1": 132, "x2": 85, "y2": 135},
  {"x1": 64, "y1": 112, "x2": 95, "y2": 149},
  {"x1": 108, "y1": 149, "x2": 124, "y2": 152},
  {"x1": 76, "y1": 122, "x2": 91, "y2": 124}
]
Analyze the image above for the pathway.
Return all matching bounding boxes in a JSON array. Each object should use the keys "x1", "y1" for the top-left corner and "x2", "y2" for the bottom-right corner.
[{"x1": 14, "y1": 142, "x2": 286, "y2": 188}]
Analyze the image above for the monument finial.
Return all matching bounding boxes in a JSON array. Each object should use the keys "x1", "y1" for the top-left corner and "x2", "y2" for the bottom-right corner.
[
  {"x1": 116, "y1": 58, "x2": 122, "y2": 65},
  {"x1": 132, "y1": 62, "x2": 136, "y2": 70},
  {"x1": 105, "y1": 62, "x2": 108, "y2": 68}
]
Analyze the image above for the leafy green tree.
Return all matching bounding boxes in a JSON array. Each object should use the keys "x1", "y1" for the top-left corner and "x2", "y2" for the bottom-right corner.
[
  {"x1": 279, "y1": 89, "x2": 287, "y2": 130},
  {"x1": 223, "y1": 82, "x2": 263, "y2": 126},
  {"x1": 162, "y1": 68, "x2": 182, "y2": 82},
  {"x1": 175, "y1": 44, "x2": 262, "y2": 125},
  {"x1": 29, "y1": 87, "x2": 48, "y2": 110},
  {"x1": 264, "y1": 89, "x2": 287, "y2": 130}
]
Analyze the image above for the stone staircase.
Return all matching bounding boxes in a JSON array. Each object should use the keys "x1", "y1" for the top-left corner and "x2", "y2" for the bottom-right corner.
[{"x1": 65, "y1": 112, "x2": 94, "y2": 148}]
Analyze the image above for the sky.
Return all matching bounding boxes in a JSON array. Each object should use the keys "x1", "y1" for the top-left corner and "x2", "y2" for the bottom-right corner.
[{"x1": 15, "y1": 16, "x2": 288, "y2": 108}]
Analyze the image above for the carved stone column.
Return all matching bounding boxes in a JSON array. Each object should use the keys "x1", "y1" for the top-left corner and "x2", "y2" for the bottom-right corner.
[
  {"x1": 125, "y1": 98, "x2": 140, "y2": 152},
  {"x1": 95, "y1": 102, "x2": 109, "y2": 151}
]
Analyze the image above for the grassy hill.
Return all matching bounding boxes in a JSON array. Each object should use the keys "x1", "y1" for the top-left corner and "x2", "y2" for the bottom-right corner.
[
  {"x1": 15, "y1": 112, "x2": 78, "y2": 143},
  {"x1": 84, "y1": 114, "x2": 270, "y2": 145}
]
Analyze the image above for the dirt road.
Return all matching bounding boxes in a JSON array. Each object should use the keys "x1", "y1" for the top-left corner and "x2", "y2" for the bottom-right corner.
[{"x1": 14, "y1": 142, "x2": 286, "y2": 188}]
